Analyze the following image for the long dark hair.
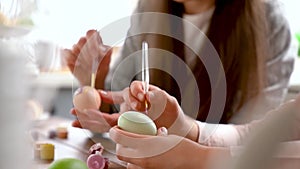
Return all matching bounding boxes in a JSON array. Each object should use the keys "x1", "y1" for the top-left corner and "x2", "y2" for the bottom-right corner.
[{"x1": 203, "y1": 0, "x2": 268, "y2": 122}]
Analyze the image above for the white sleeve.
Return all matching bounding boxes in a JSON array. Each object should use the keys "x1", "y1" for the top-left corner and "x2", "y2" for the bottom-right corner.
[
  {"x1": 196, "y1": 119, "x2": 263, "y2": 147},
  {"x1": 196, "y1": 121, "x2": 244, "y2": 147},
  {"x1": 196, "y1": 97, "x2": 300, "y2": 147}
]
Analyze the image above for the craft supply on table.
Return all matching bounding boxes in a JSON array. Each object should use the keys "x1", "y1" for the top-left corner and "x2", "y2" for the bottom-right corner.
[
  {"x1": 56, "y1": 126, "x2": 68, "y2": 139},
  {"x1": 87, "y1": 143, "x2": 109, "y2": 169},
  {"x1": 34, "y1": 143, "x2": 55, "y2": 161}
]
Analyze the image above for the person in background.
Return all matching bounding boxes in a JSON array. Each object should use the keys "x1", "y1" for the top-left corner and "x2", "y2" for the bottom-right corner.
[{"x1": 63, "y1": 0, "x2": 295, "y2": 133}]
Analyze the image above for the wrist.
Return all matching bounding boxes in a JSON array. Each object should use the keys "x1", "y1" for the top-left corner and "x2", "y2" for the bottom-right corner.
[
  {"x1": 186, "y1": 121, "x2": 200, "y2": 142},
  {"x1": 168, "y1": 113, "x2": 199, "y2": 142}
]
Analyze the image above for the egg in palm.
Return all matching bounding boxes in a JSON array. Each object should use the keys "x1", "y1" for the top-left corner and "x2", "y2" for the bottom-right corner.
[{"x1": 73, "y1": 86, "x2": 101, "y2": 111}]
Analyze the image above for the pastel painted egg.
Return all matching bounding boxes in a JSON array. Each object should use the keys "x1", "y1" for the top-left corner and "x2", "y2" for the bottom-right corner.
[
  {"x1": 73, "y1": 86, "x2": 101, "y2": 111},
  {"x1": 118, "y1": 111, "x2": 157, "y2": 135},
  {"x1": 48, "y1": 158, "x2": 88, "y2": 169}
]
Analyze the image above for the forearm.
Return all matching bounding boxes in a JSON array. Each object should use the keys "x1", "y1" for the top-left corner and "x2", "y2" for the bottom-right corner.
[
  {"x1": 204, "y1": 146, "x2": 231, "y2": 169},
  {"x1": 188, "y1": 144, "x2": 231, "y2": 169},
  {"x1": 167, "y1": 112, "x2": 200, "y2": 142}
]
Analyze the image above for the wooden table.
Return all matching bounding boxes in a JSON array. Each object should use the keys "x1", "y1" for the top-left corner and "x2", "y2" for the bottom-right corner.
[{"x1": 30, "y1": 116, "x2": 126, "y2": 169}]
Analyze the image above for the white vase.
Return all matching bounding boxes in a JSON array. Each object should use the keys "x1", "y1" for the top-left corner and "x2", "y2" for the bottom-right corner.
[{"x1": 0, "y1": 39, "x2": 30, "y2": 169}]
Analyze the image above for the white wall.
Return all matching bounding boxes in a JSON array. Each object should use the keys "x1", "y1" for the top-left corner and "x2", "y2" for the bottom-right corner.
[
  {"x1": 29, "y1": 0, "x2": 300, "y2": 46},
  {"x1": 29, "y1": 0, "x2": 137, "y2": 47},
  {"x1": 279, "y1": 0, "x2": 300, "y2": 33}
]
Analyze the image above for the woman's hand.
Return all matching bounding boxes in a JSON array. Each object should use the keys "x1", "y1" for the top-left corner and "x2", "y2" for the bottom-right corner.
[
  {"x1": 71, "y1": 108, "x2": 119, "y2": 133},
  {"x1": 70, "y1": 80, "x2": 199, "y2": 139},
  {"x1": 62, "y1": 29, "x2": 112, "y2": 89},
  {"x1": 109, "y1": 126, "x2": 210, "y2": 169},
  {"x1": 126, "y1": 81, "x2": 199, "y2": 141},
  {"x1": 71, "y1": 88, "x2": 133, "y2": 133}
]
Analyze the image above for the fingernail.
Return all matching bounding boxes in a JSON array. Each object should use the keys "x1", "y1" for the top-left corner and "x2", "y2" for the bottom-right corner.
[
  {"x1": 158, "y1": 127, "x2": 168, "y2": 136},
  {"x1": 109, "y1": 127, "x2": 116, "y2": 137},
  {"x1": 131, "y1": 102, "x2": 137, "y2": 109},
  {"x1": 100, "y1": 45, "x2": 107, "y2": 52},
  {"x1": 137, "y1": 93, "x2": 144, "y2": 101},
  {"x1": 73, "y1": 87, "x2": 82, "y2": 96},
  {"x1": 148, "y1": 92, "x2": 155, "y2": 99},
  {"x1": 100, "y1": 90, "x2": 108, "y2": 95}
]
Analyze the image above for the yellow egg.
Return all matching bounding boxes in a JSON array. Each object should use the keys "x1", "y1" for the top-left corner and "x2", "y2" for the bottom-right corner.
[
  {"x1": 118, "y1": 111, "x2": 157, "y2": 135},
  {"x1": 73, "y1": 86, "x2": 101, "y2": 111}
]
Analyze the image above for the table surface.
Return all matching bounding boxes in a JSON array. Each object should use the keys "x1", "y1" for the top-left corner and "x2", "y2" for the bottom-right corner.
[
  {"x1": 30, "y1": 116, "x2": 300, "y2": 169},
  {"x1": 30, "y1": 116, "x2": 126, "y2": 169}
]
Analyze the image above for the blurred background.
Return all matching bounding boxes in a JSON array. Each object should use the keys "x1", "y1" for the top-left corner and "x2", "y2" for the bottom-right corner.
[{"x1": 0, "y1": 0, "x2": 138, "y2": 121}]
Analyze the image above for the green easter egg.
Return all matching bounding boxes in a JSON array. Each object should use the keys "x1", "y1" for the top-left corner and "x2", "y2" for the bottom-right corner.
[
  {"x1": 48, "y1": 158, "x2": 88, "y2": 169},
  {"x1": 118, "y1": 111, "x2": 157, "y2": 135}
]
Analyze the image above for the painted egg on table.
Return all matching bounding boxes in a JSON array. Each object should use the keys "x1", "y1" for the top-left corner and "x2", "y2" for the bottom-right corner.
[
  {"x1": 118, "y1": 111, "x2": 157, "y2": 135},
  {"x1": 73, "y1": 86, "x2": 101, "y2": 111}
]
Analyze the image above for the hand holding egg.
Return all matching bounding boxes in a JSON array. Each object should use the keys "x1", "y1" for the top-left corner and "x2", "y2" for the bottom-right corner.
[
  {"x1": 73, "y1": 86, "x2": 101, "y2": 111},
  {"x1": 118, "y1": 111, "x2": 157, "y2": 135}
]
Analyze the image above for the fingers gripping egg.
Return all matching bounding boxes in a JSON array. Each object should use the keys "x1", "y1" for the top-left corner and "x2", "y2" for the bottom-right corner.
[
  {"x1": 118, "y1": 111, "x2": 157, "y2": 135},
  {"x1": 73, "y1": 86, "x2": 101, "y2": 111}
]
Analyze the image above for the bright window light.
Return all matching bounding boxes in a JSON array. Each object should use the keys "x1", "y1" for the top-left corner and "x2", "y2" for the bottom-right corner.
[
  {"x1": 29, "y1": 0, "x2": 137, "y2": 47},
  {"x1": 280, "y1": 0, "x2": 300, "y2": 33}
]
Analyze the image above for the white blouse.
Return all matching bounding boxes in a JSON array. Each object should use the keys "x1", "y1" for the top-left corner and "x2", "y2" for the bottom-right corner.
[{"x1": 183, "y1": 7, "x2": 215, "y2": 69}]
